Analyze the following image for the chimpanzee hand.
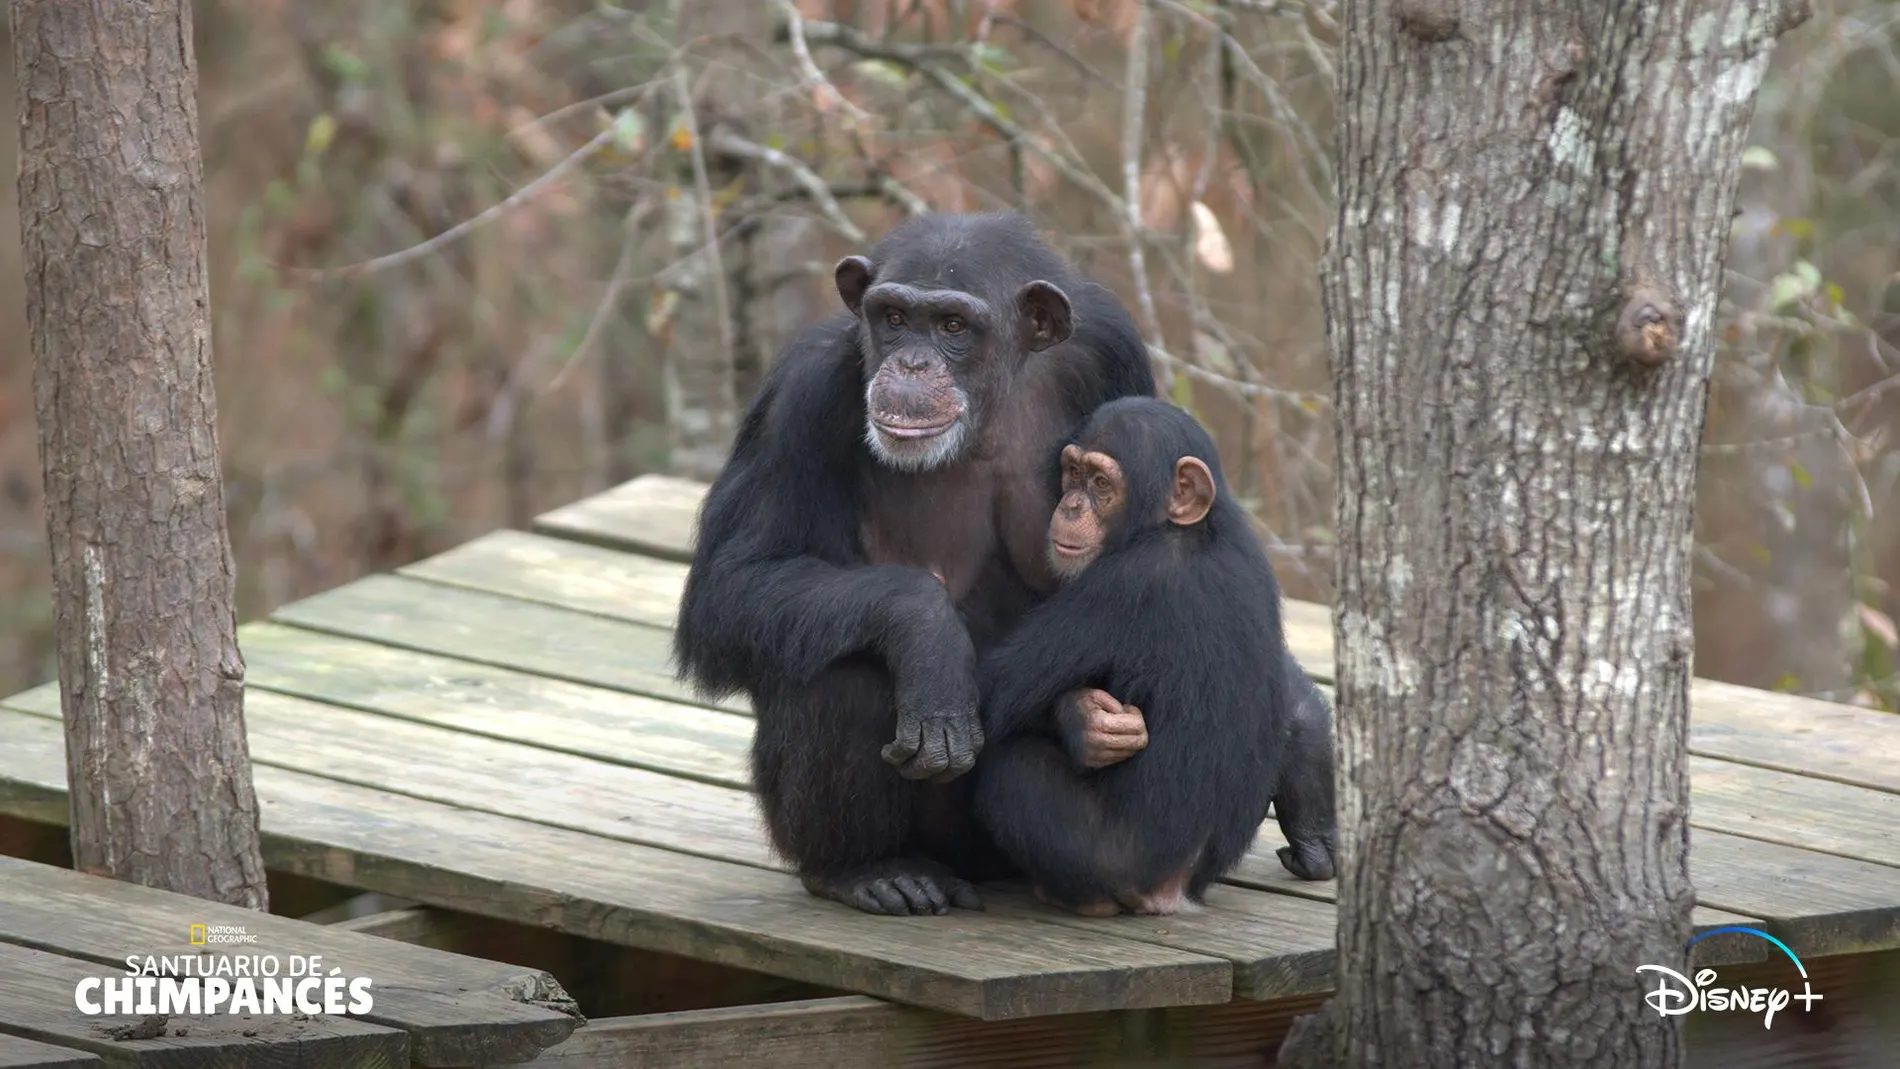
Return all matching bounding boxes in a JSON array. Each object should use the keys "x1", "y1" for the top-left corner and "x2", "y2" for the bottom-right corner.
[
  {"x1": 1056, "y1": 688, "x2": 1148, "y2": 769},
  {"x1": 882, "y1": 677, "x2": 984, "y2": 782},
  {"x1": 880, "y1": 577, "x2": 983, "y2": 782}
]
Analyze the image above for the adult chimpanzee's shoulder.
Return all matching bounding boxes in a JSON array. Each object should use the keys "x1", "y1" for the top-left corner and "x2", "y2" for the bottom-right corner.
[
  {"x1": 1067, "y1": 281, "x2": 1156, "y2": 404},
  {"x1": 692, "y1": 310, "x2": 866, "y2": 566},
  {"x1": 744, "y1": 311, "x2": 865, "y2": 443}
]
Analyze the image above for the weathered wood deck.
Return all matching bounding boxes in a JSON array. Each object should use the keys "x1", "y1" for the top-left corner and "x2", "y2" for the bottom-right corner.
[
  {"x1": 0, "y1": 856, "x2": 581, "y2": 1067},
  {"x1": 2, "y1": 474, "x2": 1898, "y2": 1061}
]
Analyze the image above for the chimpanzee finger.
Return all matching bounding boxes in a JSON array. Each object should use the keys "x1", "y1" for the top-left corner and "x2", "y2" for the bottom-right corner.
[
  {"x1": 880, "y1": 718, "x2": 922, "y2": 768},
  {"x1": 900, "y1": 723, "x2": 952, "y2": 780},
  {"x1": 1099, "y1": 713, "x2": 1147, "y2": 736},
  {"x1": 865, "y1": 879, "x2": 910, "y2": 915},
  {"x1": 946, "y1": 878, "x2": 985, "y2": 911},
  {"x1": 894, "y1": 873, "x2": 948, "y2": 915}
]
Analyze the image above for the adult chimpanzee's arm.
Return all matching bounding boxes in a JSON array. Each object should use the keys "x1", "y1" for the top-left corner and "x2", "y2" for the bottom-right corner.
[{"x1": 674, "y1": 325, "x2": 983, "y2": 781}]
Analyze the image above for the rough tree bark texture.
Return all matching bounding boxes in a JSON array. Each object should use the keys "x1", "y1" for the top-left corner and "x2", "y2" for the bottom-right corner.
[
  {"x1": 1285, "y1": 2, "x2": 1808, "y2": 1066},
  {"x1": 14, "y1": 0, "x2": 270, "y2": 909}
]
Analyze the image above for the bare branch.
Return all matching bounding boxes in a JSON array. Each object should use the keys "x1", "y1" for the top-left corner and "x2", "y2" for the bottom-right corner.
[
  {"x1": 674, "y1": 66, "x2": 738, "y2": 378},
  {"x1": 542, "y1": 199, "x2": 656, "y2": 396},
  {"x1": 792, "y1": 17, "x2": 1123, "y2": 208},
  {"x1": 295, "y1": 126, "x2": 617, "y2": 281},
  {"x1": 775, "y1": 0, "x2": 874, "y2": 128},
  {"x1": 706, "y1": 129, "x2": 867, "y2": 243},
  {"x1": 1120, "y1": 1, "x2": 1169, "y2": 386}
]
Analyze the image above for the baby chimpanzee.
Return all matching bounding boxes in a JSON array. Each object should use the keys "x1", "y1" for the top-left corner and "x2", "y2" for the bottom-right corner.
[{"x1": 974, "y1": 397, "x2": 1337, "y2": 916}]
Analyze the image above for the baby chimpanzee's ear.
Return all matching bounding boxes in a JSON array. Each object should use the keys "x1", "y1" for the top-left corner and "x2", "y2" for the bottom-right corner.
[{"x1": 1167, "y1": 457, "x2": 1215, "y2": 526}]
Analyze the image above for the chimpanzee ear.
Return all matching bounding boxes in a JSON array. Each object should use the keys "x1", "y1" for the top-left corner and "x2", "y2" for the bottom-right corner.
[
  {"x1": 1017, "y1": 280, "x2": 1074, "y2": 352},
  {"x1": 1167, "y1": 457, "x2": 1216, "y2": 526},
  {"x1": 836, "y1": 256, "x2": 874, "y2": 315}
]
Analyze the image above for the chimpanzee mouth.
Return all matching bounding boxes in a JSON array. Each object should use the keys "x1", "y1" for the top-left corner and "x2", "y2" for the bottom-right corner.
[
  {"x1": 873, "y1": 418, "x2": 957, "y2": 440},
  {"x1": 1050, "y1": 540, "x2": 1088, "y2": 558}
]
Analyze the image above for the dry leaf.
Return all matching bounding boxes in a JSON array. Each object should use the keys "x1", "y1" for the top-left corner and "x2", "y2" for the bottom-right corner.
[
  {"x1": 1190, "y1": 201, "x2": 1234, "y2": 274},
  {"x1": 1859, "y1": 604, "x2": 1899, "y2": 650}
]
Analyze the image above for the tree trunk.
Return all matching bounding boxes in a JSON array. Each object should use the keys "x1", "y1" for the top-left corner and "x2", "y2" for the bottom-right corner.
[
  {"x1": 1287, "y1": 2, "x2": 1809, "y2": 1066},
  {"x1": 14, "y1": 0, "x2": 270, "y2": 909}
]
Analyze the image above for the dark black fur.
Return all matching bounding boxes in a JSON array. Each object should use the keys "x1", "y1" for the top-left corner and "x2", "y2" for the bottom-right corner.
[
  {"x1": 674, "y1": 212, "x2": 1155, "y2": 915},
  {"x1": 974, "y1": 398, "x2": 1338, "y2": 912}
]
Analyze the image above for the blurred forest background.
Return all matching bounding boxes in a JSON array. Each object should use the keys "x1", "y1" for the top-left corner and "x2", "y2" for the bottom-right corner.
[{"x1": 0, "y1": 0, "x2": 1897, "y2": 711}]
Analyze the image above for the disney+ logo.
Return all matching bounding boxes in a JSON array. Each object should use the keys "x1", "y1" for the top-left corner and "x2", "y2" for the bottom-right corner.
[{"x1": 1636, "y1": 926, "x2": 1822, "y2": 1030}]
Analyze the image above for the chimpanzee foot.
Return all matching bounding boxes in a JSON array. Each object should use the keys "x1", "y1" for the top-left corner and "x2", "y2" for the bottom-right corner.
[
  {"x1": 1277, "y1": 836, "x2": 1337, "y2": 882},
  {"x1": 804, "y1": 858, "x2": 984, "y2": 916}
]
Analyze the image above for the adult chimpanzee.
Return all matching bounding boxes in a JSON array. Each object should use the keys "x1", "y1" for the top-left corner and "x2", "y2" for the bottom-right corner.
[
  {"x1": 674, "y1": 212, "x2": 1155, "y2": 915},
  {"x1": 973, "y1": 396, "x2": 1338, "y2": 916}
]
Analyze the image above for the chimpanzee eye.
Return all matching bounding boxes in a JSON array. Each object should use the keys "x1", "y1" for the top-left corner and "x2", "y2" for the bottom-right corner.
[
  {"x1": 1091, "y1": 474, "x2": 1112, "y2": 496},
  {"x1": 884, "y1": 310, "x2": 906, "y2": 328},
  {"x1": 941, "y1": 316, "x2": 965, "y2": 335}
]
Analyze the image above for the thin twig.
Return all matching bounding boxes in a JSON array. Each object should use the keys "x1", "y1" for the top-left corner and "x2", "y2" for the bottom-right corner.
[
  {"x1": 776, "y1": 0, "x2": 874, "y2": 128},
  {"x1": 294, "y1": 127, "x2": 617, "y2": 281},
  {"x1": 506, "y1": 81, "x2": 658, "y2": 143},
  {"x1": 1152, "y1": 346, "x2": 1329, "y2": 406},
  {"x1": 542, "y1": 199, "x2": 657, "y2": 395},
  {"x1": 1120, "y1": 0, "x2": 1168, "y2": 387},
  {"x1": 794, "y1": 17, "x2": 1122, "y2": 207},
  {"x1": 707, "y1": 129, "x2": 867, "y2": 242},
  {"x1": 674, "y1": 66, "x2": 738, "y2": 379}
]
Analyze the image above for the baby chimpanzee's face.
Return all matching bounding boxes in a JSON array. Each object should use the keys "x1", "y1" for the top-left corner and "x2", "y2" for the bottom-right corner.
[
  {"x1": 1047, "y1": 438, "x2": 1220, "y2": 583},
  {"x1": 1048, "y1": 444, "x2": 1123, "y2": 581}
]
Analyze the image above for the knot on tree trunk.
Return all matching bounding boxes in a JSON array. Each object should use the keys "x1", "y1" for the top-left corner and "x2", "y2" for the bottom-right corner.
[
  {"x1": 1615, "y1": 282, "x2": 1681, "y2": 368},
  {"x1": 1396, "y1": 0, "x2": 1458, "y2": 43},
  {"x1": 1775, "y1": 0, "x2": 1815, "y2": 37}
]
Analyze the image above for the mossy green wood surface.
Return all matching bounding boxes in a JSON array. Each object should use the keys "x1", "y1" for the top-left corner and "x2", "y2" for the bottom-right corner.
[
  {"x1": 531, "y1": 474, "x2": 706, "y2": 563},
  {"x1": 268, "y1": 574, "x2": 749, "y2": 715},
  {"x1": 0, "y1": 941, "x2": 408, "y2": 1068},
  {"x1": 238, "y1": 623, "x2": 753, "y2": 789},
  {"x1": 0, "y1": 710, "x2": 1231, "y2": 1020}
]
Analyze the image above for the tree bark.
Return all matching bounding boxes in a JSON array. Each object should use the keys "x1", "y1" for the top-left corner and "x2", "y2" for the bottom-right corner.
[
  {"x1": 14, "y1": 0, "x2": 270, "y2": 909},
  {"x1": 1287, "y1": 2, "x2": 1809, "y2": 1066}
]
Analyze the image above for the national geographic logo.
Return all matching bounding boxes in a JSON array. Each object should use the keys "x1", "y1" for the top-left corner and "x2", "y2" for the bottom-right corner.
[{"x1": 190, "y1": 924, "x2": 257, "y2": 945}]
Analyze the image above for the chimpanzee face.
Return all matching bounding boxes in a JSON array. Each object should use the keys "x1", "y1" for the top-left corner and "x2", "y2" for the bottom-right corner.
[
  {"x1": 1046, "y1": 439, "x2": 1217, "y2": 582},
  {"x1": 835, "y1": 255, "x2": 1073, "y2": 473}
]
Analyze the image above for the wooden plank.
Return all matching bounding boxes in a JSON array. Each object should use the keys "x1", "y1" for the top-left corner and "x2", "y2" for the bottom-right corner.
[
  {"x1": 1226, "y1": 821, "x2": 1773, "y2": 968},
  {"x1": 535, "y1": 477, "x2": 1900, "y2": 796},
  {"x1": 0, "y1": 941, "x2": 407, "y2": 1069},
  {"x1": 533, "y1": 474, "x2": 705, "y2": 563},
  {"x1": 517, "y1": 994, "x2": 1341, "y2": 1069},
  {"x1": 1688, "y1": 678, "x2": 1900, "y2": 796},
  {"x1": 0, "y1": 1035, "x2": 101, "y2": 1069},
  {"x1": 0, "y1": 858, "x2": 581, "y2": 1067},
  {"x1": 237, "y1": 622, "x2": 754, "y2": 787},
  {"x1": 232, "y1": 614, "x2": 1896, "y2": 925},
  {"x1": 403, "y1": 529, "x2": 688, "y2": 631},
  {"x1": 5, "y1": 684, "x2": 776, "y2": 871},
  {"x1": 0, "y1": 709, "x2": 1232, "y2": 1021},
  {"x1": 329, "y1": 907, "x2": 457, "y2": 946},
  {"x1": 1682, "y1": 830, "x2": 1900, "y2": 958},
  {"x1": 1688, "y1": 755, "x2": 1900, "y2": 869},
  {"x1": 267, "y1": 574, "x2": 749, "y2": 714},
  {"x1": 514, "y1": 998, "x2": 902, "y2": 1068},
  {"x1": 983, "y1": 885, "x2": 1337, "y2": 1000}
]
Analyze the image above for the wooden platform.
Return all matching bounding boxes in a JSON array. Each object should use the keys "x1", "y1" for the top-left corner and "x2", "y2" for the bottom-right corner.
[
  {"x1": 2, "y1": 475, "x2": 1898, "y2": 1048},
  {"x1": 0, "y1": 856, "x2": 581, "y2": 1067}
]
